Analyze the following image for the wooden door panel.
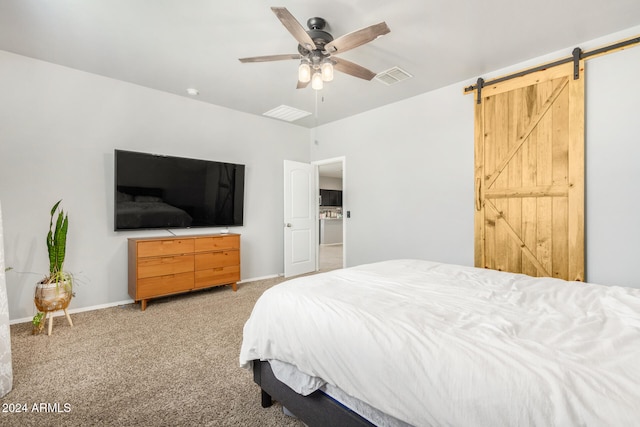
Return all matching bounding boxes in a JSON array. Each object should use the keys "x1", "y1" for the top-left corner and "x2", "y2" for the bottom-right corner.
[
  {"x1": 506, "y1": 89, "x2": 522, "y2": 275},
  {"x1": 475, "y1": 62, "x2": 584, "y2": 281}
]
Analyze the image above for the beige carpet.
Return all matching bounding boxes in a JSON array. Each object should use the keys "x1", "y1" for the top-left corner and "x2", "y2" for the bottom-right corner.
[{"x1": 2, "y1": 278, "x2": 305, "y2": 426}]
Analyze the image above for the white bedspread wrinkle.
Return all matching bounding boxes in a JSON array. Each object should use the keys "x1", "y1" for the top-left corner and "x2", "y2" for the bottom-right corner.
[{"x1": 239, "y1": 259, "x2": 640, "y2": 427}]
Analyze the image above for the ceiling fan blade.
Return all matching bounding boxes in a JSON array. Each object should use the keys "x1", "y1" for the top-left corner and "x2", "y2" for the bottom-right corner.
[
  {"x1": 297, "y1": 80, "x2": 310, "y2": 89},
  {"x1": 271, "y1": 7, "x2": 317, "y2": 51},
  {"x1": 325, "y1": 22, "x2": 390, "y2": 54},
  {"x1": 333, "y1": 57, "x2": 377, "y2": 81},
  {"x1": 239, "y1": 54, "x2": 301, "y2": 63}
]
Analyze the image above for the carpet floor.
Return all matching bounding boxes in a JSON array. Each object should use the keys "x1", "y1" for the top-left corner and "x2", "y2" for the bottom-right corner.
[{"x1": 1, "y1": 277, "x2": 305, "y2": 426}]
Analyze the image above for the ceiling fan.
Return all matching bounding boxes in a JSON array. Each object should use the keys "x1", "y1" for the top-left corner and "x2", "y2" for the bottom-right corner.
[{"x1": 239, "y1": 7, "x2": 390, "y2": 90}]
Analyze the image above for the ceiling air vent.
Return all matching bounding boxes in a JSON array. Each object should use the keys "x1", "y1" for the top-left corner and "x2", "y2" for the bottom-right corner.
[
  {"x1": 263, "y1": 105, "x2": 311, "y2": 122},
  {"x1": 374, "y1": 66, "x2": 413, "y2": 86}
]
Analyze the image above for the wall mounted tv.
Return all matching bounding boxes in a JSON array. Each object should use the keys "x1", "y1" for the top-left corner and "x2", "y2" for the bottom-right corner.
[{"x1": 114, "y1": 149, "x2": 245, "y2": 231}]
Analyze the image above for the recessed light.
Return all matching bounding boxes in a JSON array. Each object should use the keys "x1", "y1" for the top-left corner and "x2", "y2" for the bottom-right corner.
[{"x1": 186, "y1": 88, "x2": 199, "y2": 96}]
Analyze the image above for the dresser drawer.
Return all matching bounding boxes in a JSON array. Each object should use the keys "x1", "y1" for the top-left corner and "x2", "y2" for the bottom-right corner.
[
  {"x1": 137, "y1": 254, "x2": 194, "y2": 279},
  {"x1": 194, "y1": 265, "x2": 240, "y2": 288},
  {"x1": 137, "y1": 272, "x2": 194, "y2": 299},
  {"x1": 194, "y1": 250, "x2": 239, "y2": 270},
  {"x1": 194, "y1": 235, "x2": 239, "y2": 252},
  {"x1": 137, "y1": 239, "x2": 194, "y2": 258}
]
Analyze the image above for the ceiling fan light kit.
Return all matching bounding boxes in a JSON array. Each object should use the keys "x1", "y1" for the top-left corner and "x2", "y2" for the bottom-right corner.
[
  {"x1": 311, "y1": 71, "x2": 324, "y2": 90},
  {"x1": 239, "y1": 7, "x2": 390, "y2": 91},
  {"x1": 321, "y1": 61, "x2": 334, "y2": 81},
  {"x1": 298, "y1": 60, "x2": 311, "y2": 83}
]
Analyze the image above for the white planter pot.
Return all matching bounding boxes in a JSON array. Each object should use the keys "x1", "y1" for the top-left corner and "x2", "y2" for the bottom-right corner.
[{"x1": 34, "y1": 280, "x2": 72, "y2": 313}]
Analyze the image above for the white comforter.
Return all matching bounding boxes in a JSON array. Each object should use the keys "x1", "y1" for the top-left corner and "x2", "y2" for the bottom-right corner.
[{"x1": 239, "y1": 259, "x2": 640, "y2": 426}]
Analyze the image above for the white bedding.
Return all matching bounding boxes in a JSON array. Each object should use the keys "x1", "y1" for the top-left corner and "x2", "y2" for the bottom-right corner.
[{"x1": 239, "y1": 259, "x2": 640, "y2": 426}]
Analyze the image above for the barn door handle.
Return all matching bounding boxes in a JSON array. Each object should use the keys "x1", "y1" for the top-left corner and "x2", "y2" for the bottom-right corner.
[{"x1": 475, "y1": 178, "x2": 481, "y2": 211}]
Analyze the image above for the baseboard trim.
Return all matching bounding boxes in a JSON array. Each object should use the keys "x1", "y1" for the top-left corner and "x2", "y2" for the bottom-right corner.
[
  {"x1": 10, "y1": 274, "x2": 283, "y2": 325},
  {"x1": 238, "y1": 274, "x2": 280, "y2": 283},
  {"x1": 10, "y1": 299, "x2": 135, "y2": 325}
]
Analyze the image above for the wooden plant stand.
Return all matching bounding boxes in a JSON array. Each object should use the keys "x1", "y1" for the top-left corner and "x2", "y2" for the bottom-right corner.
[
  {"x1": 34, "y1": 281, "x2": 74, "y2": 336},
  {"x1": 45, "y1": 309, "x2": 73, "y2": 336}
]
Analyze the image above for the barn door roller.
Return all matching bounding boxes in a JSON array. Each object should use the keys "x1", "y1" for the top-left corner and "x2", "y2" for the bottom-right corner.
[
  {"x1": 572, "y1": 47, "x2": 582, "y2": 80},
  {"x1": 475, "y1": 78, "x2": 484, "y2": 105}
]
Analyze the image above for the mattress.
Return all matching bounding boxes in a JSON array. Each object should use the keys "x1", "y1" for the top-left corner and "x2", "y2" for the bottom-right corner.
[{"x1": 240, "y1": 259, "x2": 640, "y2": 426}]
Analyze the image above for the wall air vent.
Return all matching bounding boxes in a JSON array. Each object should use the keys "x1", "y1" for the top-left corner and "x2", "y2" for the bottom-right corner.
[
  {"x1": 263, "y1": 105, "x2": 311, "y2": 122},
  {"x1": 374, "y1": 66, "x2": 413, "y2": 86}
]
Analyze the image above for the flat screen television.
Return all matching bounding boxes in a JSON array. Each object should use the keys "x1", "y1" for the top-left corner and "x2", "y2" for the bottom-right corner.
[{"x1": 114, "y1": 149, "x2": 245, "y2": 231}]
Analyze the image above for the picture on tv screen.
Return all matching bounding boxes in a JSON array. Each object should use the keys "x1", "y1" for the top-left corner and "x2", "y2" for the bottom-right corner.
[{"x1": 114, "y1": 149, "x2": 245, "y2": 231}]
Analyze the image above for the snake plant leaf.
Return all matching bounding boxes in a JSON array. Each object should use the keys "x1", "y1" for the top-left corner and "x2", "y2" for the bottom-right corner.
[
  {"x1": 50, "y1": 200, "x2": 61, "y2": 218},
  {"x1": 47, "y1": 228, "x2": 54, "y2": 275},
  {"x1": 55, "y1": 214, "x2": 68, "y2": 271},
  {"x1": 46, "y1": 199, "x2": 68, "y2": 280}
]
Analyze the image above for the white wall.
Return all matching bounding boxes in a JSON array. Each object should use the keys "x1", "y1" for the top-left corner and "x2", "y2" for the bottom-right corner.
[
  {"x1": 585, "y1": 41, "x2": 640, "y2": 287},
  {"x1": 312, "y1": 83, "x2": 475, "y2": 267},
  {"x1": 2, "y1": 26, "x2": 638, "y2": 323},
  {"x1": 0, "y1": 51, "x2": 310, "y2": 321},
  {"x1": 311, "y1": 25, "x2": 640, "y2": 289},
  {"x1": 319, "y1": 176, "x2": 342, "y2": 190}
]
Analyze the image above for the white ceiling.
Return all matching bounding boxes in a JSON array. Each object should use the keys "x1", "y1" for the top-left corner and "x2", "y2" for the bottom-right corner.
[{"x1": 1, "y1": 1, "x2": 639, "y2": 128}]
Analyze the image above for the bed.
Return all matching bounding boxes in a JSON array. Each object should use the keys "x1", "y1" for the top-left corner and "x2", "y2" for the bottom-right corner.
[{"x1": 240, "y1": 259, "x2": 640, "y2": 426}]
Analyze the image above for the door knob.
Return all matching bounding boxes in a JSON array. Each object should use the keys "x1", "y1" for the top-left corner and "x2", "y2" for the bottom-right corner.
[{"x1": 285, "y1": 223, "x2": 292, "y2": 227}]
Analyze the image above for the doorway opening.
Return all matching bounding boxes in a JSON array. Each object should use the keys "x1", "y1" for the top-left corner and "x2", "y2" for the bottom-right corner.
[{"x1": 315, "y1": 157, "x2": 345, "y2": 272}]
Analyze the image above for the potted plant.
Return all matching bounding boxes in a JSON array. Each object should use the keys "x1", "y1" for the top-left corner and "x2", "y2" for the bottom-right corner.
[{"x1": 33, "y1": 200, "x2": 74, "y2": 334}]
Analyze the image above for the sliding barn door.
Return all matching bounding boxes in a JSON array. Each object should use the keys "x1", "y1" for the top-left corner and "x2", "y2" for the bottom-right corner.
[{"x1": 474, "y1": 62, "x2": 584, "y2": 281}]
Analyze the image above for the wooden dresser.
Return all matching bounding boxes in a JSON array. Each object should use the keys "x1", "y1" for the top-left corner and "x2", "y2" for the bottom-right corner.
[{"x1": 128, "y1": 233, "x2": 240, "y2": 311}]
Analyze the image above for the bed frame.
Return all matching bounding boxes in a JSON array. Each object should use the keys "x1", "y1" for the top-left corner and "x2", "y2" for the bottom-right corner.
[{"x1": 252, "y1": 360, "x2": 375, "y2": 427}]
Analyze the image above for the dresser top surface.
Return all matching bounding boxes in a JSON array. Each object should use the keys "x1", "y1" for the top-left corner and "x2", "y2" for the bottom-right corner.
[{"x1": 128, "y1": 233, "x2": 240, "y2": 242}]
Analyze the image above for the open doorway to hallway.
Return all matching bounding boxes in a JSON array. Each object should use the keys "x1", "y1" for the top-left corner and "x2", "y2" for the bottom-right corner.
[
  {"x1": 319, "y1": 243, "x2": 343, "y2": 271},
  {"x1": 317, "y1": 158, "x2": 345, "y2": 272}
]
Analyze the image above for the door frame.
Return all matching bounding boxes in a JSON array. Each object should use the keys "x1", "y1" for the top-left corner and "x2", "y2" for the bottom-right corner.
[{"x1": 313, "y1": 156, "x2": 346, "y2": 270}]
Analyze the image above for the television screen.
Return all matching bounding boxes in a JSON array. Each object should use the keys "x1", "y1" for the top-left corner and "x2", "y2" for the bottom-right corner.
[{"x1": 114, "y1": 149, "x2": 245, "y2": 231}]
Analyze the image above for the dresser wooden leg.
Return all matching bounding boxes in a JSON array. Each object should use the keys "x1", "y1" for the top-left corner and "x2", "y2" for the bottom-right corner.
[{"x1": 141, "y1": 299, "x2": 147, "y2": 311}]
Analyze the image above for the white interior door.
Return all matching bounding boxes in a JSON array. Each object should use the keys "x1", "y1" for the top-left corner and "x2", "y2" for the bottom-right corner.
[{"x1": 284, "y1": 160, "x2": 316, "y2": 277}]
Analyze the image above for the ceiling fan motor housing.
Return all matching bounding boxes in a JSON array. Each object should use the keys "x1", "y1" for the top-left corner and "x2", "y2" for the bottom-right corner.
[
  {"x1": 297, "y1": 16, "x2": 333, "y2": 56},
  {"x1": 307, "y1": 17, "x2": 326, "y2": 30}
]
